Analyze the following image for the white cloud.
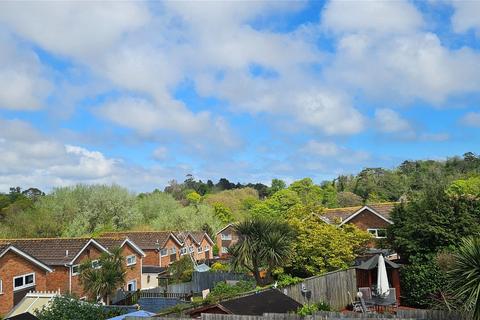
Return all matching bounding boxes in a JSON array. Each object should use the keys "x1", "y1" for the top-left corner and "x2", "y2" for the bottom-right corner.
[
  {"x1": 321, "y1": 0, "x2": 424, "y2": 35},
  {"x1": 0, "y1": 33, "x2": 51, "y2": 110},
  {"x1": 451, "y1": 1, "x2": 480, "y2": 36},
  {"x1": 374, "y1": 108, "x2": 412, "y2": 133},
  {"x1": 152, "y1": 147, "x2": 168, "y2": 161},
  {"x1": 0, "y1": 2, "x2": 150, "y2": 59},
  {"x1": 460, "y1": 112, "x2": 480, "y2": 127}
]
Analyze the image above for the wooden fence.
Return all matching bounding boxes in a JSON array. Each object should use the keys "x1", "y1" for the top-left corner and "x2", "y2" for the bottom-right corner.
[
  {"x1": 281, "y1": 268, "x2": 357, "y2": 310},
  {"x1": 192, "y1": 271, "x2": 252, "y2": 292},
  {"x1": 125, "y1": 310, "x2": 471, "y2": 320}
]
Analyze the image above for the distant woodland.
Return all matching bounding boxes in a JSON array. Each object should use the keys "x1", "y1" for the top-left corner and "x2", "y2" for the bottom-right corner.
[{"x1": 1, "y1": 152, "x2": 480, "y2": 239}]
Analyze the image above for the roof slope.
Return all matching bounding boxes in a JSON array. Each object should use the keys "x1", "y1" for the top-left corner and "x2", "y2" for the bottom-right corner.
[
  {"x1": 322, "y1": 203, "x2": 397, "y2": 224},
  {"x1": 101, "y1": 231, "x2": 173, "y2": 250},
  {"x1": 219, "y1": 289, "x2": 302, "y2": 315},
  {"x1": 0, "y1": 238, "x2": 105, "y2": 265}
]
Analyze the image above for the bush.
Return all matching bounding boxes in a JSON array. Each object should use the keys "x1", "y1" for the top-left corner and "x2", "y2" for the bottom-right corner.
[
  {"x1": 35, "y1": 295, "x2": 126, "y2": 320},
  {"x1": 205, "y1": 280, "x2": 255, "y2": 304},
  {"x1": 296, "y1": 301, "x2": 330, "y2": 316},
  {"x1": 210, "y1": 262, "x2": 230, "y2": 272},
  {"x1": 400, "y1": 258, "x2": 448, "y2": 308},
  {"x1": 276, "y1": 274, "x2": 303, "y2": 288}
]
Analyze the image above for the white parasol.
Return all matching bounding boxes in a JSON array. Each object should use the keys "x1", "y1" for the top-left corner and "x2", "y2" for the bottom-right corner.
[{"x1": 376, "y1": 254, "x2": 390, "y2": 298}]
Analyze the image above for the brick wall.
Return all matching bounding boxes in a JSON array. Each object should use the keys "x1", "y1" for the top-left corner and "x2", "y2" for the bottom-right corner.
[
  {"x1": 122, "y1": 244, "x2": 142, "y2": 290},
  {"x1": 0, "y1": 251, "x2": 48, "y2": 316},
  {"x1": 159, "y1": 238, "x2": 181, "y2": 267},
  {"x1": 216, "y1": 225, "x2": 238, "y2": 258},
  {"x1": 347, "y1": 209, "x2": 390, "y2": 231},
  {"x1": 69, "y1": 245, "x2": 103, "y2": 298},
  {"x1": 143, "y1": 249, "x2": 159, "y2": 266}
]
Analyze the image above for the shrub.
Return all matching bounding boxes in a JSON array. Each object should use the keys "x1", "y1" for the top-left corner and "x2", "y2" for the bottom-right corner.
[
  {"x1": 210, "y1": 262, "x2": 230, "y2": 272},
  {"x1": 296, "y1": 301, "x2": 330, "y2": 316},
  {"x1": 205, "y1": 280, "x2": 255, "y2": 304},
  {"x1": 276, "y1": 274, "x2": 303, "y2": 288}
]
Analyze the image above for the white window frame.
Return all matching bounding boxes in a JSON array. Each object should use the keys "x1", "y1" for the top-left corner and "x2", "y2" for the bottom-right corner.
[
  {"x1": 221, "y1": 233, "x2": 232, "y2": 240},
  {"x1": 126, "y1": 255, "x2": 137, "y2": 266},
  {"x1": 127, "y1": 280, "x2": 137, "y2": 291},
  {"x1": 0, "y1": 278, "x2": 3, "y2": 294},
  {"x1": 197, "y1": 246, "x2": 203, "y2": 253},
  {"x1": 189, "y1": 245, "x2": 194, "y2": 253},
  {"x1": 367, "y1": 228, "x2": 387, "y2": 239},
  {"x1": 180, "y1": 247, "x2": 188, "y2": 255},
  {"x1": 91, "y1": 260, "x2": 101, "y2": 269},
  {"x1": 205, "y1": 245, "x2": 210, "y2": 251},
  {"x1": 221, "y1": 246, "x2": 228, "y2": 254},
  {"x1": 13, "y1": 273, "x2": 35, "y2": 291},
  {"x1": 170, "y1": 247, "x2": 176, "y2": 255},
  {"x1": 72, "y1": 264, "x2": 80, "y2": 276},
  {"x1": 160, "y1": 248, "x2": 168, "y2": 257}
]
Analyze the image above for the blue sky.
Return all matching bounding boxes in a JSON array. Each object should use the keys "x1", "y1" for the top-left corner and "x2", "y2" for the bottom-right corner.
[{"x1": 0, "y1": 0, "x2": 479, "y2": 192}]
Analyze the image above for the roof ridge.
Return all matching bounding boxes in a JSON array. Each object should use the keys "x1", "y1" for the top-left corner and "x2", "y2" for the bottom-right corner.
[
  {"x1": 0, "y1": 236, "x2": 92, "y2": 241},
  {"x1": 324, "y1": 202, "x2": 399, "y2": 211}
]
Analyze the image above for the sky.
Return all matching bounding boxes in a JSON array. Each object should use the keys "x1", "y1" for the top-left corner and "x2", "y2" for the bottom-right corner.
[{"x1": 0, "y1": 0, "x2": 480, "y2": 192}]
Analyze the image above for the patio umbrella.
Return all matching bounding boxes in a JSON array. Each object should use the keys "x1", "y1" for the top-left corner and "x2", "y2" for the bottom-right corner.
[{"x1": 376, "y1": 254, "x2": 390, "y2": 298}]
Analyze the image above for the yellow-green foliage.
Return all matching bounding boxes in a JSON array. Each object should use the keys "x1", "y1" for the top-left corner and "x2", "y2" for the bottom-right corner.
[
  {"x1": 210, "y1": 262, "x2": 230, "y2": 272},
  {"x1": 204, "y1": 188, "x2": 259, "y2": 220},
  {"x1": 289, "y1": 212, "x2": 372, "y2": 276},
  {"x1": 446, "y1": 176, "x2": 480, "y2": 198}
]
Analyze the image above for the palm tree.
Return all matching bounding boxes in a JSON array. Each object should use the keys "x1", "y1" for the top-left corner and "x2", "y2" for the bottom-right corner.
[
  {"x1": 229, "y1": 218, "x2": 295, "y2": 285},
  {"x1": 79, "y1": 247, "x2": 126, "y2": 305},
  {"x1": 448, "y1": 236, "x2": 480, "y2": 320}
]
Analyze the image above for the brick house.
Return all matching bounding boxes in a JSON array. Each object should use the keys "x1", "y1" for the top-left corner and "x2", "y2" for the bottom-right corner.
[
  {"x1": 0, "y1": 244, "x2": 52, "y2": 316},
  {"x1": 0, "y1": 237, "x2": 145, "y2": 316},
  {"x1": 101, "y1": 231, "x2": 214, "y2": 268},
  {"x1": 215, "y1": 224, "x2": 239, "y2": 258},
  {"x1": 322, "y1": 203, "x2": 397, "y2": 239}
]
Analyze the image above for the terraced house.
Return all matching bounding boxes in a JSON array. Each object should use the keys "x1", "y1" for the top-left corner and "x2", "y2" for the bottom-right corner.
[
  {"x1": 101, "y1": 231, "x2": 214, "y2": 267},
  {"x1": 0, "y1": 237, "x2": 145, "y2": 316}
]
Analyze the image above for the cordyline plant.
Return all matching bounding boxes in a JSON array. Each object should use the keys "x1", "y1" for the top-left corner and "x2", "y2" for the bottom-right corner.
[
  {"x1": 79, "y1": 247, "x2": 126, "y2": 305},
  {"x1": 448, "y1": 236, "x2": 480, "y2": 320}
]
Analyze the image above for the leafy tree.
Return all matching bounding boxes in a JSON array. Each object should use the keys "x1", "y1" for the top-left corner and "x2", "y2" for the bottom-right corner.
[
  {"x1": 269, "y1": 178, "x2": 286, "y2": 196},
  {"x1": 447, "y1": 237, "x2": 480, "y2": 319},
  {"x1": 79, "y1": 247, "x2": 126, "y2": 305},
  {"x1": 212, "y1": 202, "x2": 233, "y2": 224},
  {"x1": 446, "y1": 176, "x2": 480, "y2": 198},
  {"x1": 186, "y1": 191, "x2": 202, "y2": 205},
  {"x1": 204, "y1": 187, "x2": 258, "y2": 220},
  {"x1": 388, "y1": 184, "x2": 480, "y2": 262},
  {"x1": 136, "y1": 190, "x2": 180, "y2": 223},
  {"x1": 288, "y1": 212, "x2": 371, "y2": 277},
  {"x1": 229, "y1": 218, "x2": 295, "y2": 285},
  {"x1": 169, "y1": 256, "x2": 194, "y2": 283},
  {"x1": 250, "y1": 189, "x2": 301, "y2": 220},
  {"x1": 289, "y1": 178, "x2": 324, "y2": 206},
  {"x1": 35, "y1": 295, "x2": 126, "y2": 320},
  {"x1": 337, "y1": 191, "x2": 363, "y2": 207}
]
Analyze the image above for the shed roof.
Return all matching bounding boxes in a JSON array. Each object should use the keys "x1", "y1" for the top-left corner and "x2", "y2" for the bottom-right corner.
[{"x1": 356, "y1": 254, "x2": 400, "y2": 270}]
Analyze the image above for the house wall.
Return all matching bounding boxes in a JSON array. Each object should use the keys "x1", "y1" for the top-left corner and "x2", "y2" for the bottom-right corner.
[
  {"x1": 143, "y1": 249, "x2": 159, "y2": 266},
  {"x1": 69, "y1": 245, "x2": 103, "y2": 298},
  {"x1": 141, "y1": 272, "x2": 159, "y2": 289},
  {"x1": 159, "y1": 237, "x2": 181, "y2": 267},
  {"x1": 122, "y1": 244, "x2": 142, "y2": 291},
  {"x1": 216, "y1": 226, "x2": 239, "y2": 258},
  {"x1": 198, "y1": 237, "x2": 213, "y2": 260},
  {"x1": 0, "y1": 251, "x2": 48, "y2": 316},
  {"x1": 347, "y1": 209, "x2": 390, "y2": 231}
]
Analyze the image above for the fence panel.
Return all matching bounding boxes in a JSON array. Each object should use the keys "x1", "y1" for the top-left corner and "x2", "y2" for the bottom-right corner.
[
  {"x1": 281, "y1": 269, "x2": 357, "y2": 310},
  {"x1": 192, "y1": 271, "x2": 252, "y2": 292}
]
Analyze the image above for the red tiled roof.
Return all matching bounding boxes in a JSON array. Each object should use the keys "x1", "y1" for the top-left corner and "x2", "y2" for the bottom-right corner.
[
  {"x1": 322, "y1": 203, "x2": 398, "y2": 224},
  {"x1": 0, "y1": 238, "x2": 105, "y2": 265},
  {"x1": 100, "y1": 231, "x2": 173, "y2": 250}
]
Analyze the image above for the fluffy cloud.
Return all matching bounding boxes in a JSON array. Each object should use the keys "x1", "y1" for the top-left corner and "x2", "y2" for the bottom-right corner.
[
  {"x1": 451, "y1": 1, "x2": 480, "y2": 36},
  {"x1": 374, "y1": 108, "x2": 413, "y2": 134},
  {"x1": 0, "y1": 2, "x2": 149, "y2": 59},
  {"x1": 322, "y1": 0, "x2": 424, "y2": 34},
  {"x1": 0, "y1": 33, "x2": 51, "y2": 110}
]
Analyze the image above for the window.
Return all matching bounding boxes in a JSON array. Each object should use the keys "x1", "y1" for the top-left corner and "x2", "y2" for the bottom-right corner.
[
  {"x1": 221, "y1": 233, "x2": 232, "y2": 240},
  {"x1": 170, "y1": 247, "x2": 176, "y2": 255},
  {"x1": 126, "y1": 255, "x2": 137, "y2": 266},
  {"x1": 205, "y1": 245, "x2": 210, "y2": 251},
  {"x1": 221, "y1": 247, "x2": 228, "y2": 254},
  {"x1": 72, "y1": 265, "x2": 80, "y2": 276},
  {"x1": 180, "y1": 247, "x2": 188, "y2": 255},
  {"x1": 189, "y1": 246, "x2": 194, "y2": 253},
  {"x1": 91, "y1": 260, "x2": 101, "y2": 269},
  {"x1": 13, "y1": 273, "x2": 35, "y2": 291},
  {"x1": 127, "y1": 280, "x2": 137, "y2": 291},
  {"x1": 367, "y1": 228, "x2": 387, "y2": 239},
  {"x1": 0, "y1": 278, "x2": 3, "y2": 294},
  {"x1": 160, "y1": 248, "x2": 168, "y2": 257},
  {"x1": 197, "y1": 246, "x2": 203, "y2": 253}
]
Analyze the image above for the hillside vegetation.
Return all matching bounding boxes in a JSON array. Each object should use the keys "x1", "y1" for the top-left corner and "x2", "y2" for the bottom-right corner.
[{"x1": 1, "y1": 152, "x2": 479, "y2": 239}]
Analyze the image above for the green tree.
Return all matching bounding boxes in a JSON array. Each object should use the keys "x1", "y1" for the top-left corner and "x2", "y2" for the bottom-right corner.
[
  {"x1": 250, "y1": 189, "x2": 301, "y2": 220},
  {"x1": 388, "y1": 184, "x2": 480, "y2": 261},
  {"x1": 79, "y1": 247, "x2": 126, "y2": 305},
  {"x1": 35, "y1": 295, "x2": 125, "y2": 320},
  {"x1": 289, "y1": 178, "x2": 324, "y2": 206},
  {"x1": 212, "y1": 202, "x2": 233, "y2": 224},
  {"x1": 169, "y1": 256, "x2": 194, "y2": 283},
  {"x1": 229, "y1": 218, "x2": 295, "y2": 285},
  {"x1": 269, "y1": 178, "x2": 286, "y2": 196},
  {"x1": 186, "y1": 191, "x2": 202, "y2": 205},
  {"x1": 447, "y1": 237, "x2": 480, "y2": 319},
  {"x1": 288, "y1": 211, "x2": 371, "y2": 277},
  {"x1": 446, "y1": 176, "x2": 480, "y2": 198},
  {"x1": 136, "y1": 190, "x2": 180, "y2": 223},
  {"x1": 337, "y1": 191, "x2": 363, "y2": 207}
]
